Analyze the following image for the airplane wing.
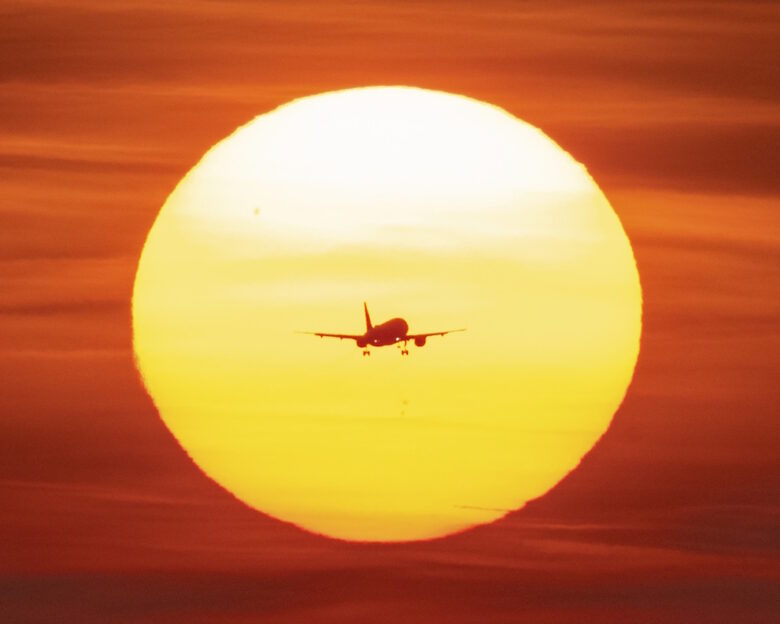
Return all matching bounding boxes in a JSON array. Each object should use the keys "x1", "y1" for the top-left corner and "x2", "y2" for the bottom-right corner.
[
  {"x1": 407, "y1": 328, "x2": 466, "y2": 339},
  {"x1": 297, "y1": 331, "x2": 363, "y2": 341}
]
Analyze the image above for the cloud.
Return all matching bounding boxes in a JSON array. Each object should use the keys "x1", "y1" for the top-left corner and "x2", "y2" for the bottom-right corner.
[
  {"x1": 0, "y1": 535, "x2": 777, "y2": 622},
  {"x1": 1, "y1": 0, "x2": 777, "y2": 210}
]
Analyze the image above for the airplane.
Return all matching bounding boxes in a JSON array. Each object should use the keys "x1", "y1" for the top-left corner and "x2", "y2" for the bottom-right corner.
[{"x1": 300, "y1": 302, "x2": 465, "y2": 356}]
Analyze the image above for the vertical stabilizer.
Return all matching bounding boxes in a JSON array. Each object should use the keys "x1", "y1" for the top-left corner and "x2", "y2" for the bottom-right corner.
[{"x1": 363, "y1": 302, "x2": 373, "y2": 331}]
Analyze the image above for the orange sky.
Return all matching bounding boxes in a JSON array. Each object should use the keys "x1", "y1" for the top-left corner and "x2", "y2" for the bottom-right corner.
[{"x1": 1, "y1": 1, "x2": 778, "y2": 622}]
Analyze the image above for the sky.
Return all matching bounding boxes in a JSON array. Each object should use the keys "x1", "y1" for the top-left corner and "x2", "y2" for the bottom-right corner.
[{"x1": 1, "y1": 1, "x2": 778, "y2": 622}]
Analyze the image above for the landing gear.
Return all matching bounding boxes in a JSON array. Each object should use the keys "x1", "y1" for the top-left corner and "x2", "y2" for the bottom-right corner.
[
  {"x1": 400, "y1": 341, "x2": 409, "y2": 356},
  {"x1": 362, "y1": 349, "x2": 371, "y2": 357}
]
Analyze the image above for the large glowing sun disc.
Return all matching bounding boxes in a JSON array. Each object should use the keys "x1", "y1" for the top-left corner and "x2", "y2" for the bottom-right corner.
[{"x1": 132, "y1": 86, "x2": 641, "y2": 542}]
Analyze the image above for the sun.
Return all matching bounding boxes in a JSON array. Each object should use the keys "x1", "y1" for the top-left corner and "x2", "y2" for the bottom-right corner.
[{"x1": 132, "y1": 86, "x2": 642, "y2": 542}]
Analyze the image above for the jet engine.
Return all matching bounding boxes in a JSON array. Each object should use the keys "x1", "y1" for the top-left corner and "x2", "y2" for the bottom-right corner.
[
  {"x1": 356, "y1": 337, "x2": 368, "y2": 348},
  {"x1": 414, "y1": 336, "x2": 427, "y2": 347}
]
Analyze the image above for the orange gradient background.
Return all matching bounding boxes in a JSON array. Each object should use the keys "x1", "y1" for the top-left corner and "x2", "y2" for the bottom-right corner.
[{"x1": 1, "y1": 2, "x2": 777, "y2": 622}]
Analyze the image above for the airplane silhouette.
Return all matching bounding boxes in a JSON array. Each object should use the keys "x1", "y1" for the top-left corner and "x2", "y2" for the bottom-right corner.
[{"x1": 301, "y1": 302, "x2": 465, "y2": 356}]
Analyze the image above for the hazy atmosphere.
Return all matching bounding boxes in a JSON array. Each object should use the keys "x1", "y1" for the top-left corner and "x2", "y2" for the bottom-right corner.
[{"x1": 1, "y1": 2, "x2": 778, "y2": 622}]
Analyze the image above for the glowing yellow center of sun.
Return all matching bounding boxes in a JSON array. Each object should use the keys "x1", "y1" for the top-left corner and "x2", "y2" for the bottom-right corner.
[{"x1": 132, "y1": 86, "x2": 641, "y2": 542}]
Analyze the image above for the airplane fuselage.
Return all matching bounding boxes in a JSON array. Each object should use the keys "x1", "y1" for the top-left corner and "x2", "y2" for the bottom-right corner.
[{"x1": 358, "y1": 318, "x2": 409, "y2": 348}]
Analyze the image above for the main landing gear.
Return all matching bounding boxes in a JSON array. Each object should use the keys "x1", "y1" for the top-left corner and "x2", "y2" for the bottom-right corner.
[
  {"x1": 362, "y1": 349, "x2": 371, "y2": 356},
  {"x1": 399, "y1": 342, "x2": 409, "y2": 356}
]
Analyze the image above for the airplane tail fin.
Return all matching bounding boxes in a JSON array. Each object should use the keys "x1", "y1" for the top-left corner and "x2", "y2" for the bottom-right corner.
[{"x1": 363, "y1": 302, "x2": 373, "y2": 331}]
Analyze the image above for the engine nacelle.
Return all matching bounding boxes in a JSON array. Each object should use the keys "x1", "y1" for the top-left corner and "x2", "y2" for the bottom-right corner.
[
  {"x1": 414, "y1": 336, "x2": 427, "y2": 347},
  {"x1": 356, "y1": 337, "x2": 368, "y2": 348}
]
